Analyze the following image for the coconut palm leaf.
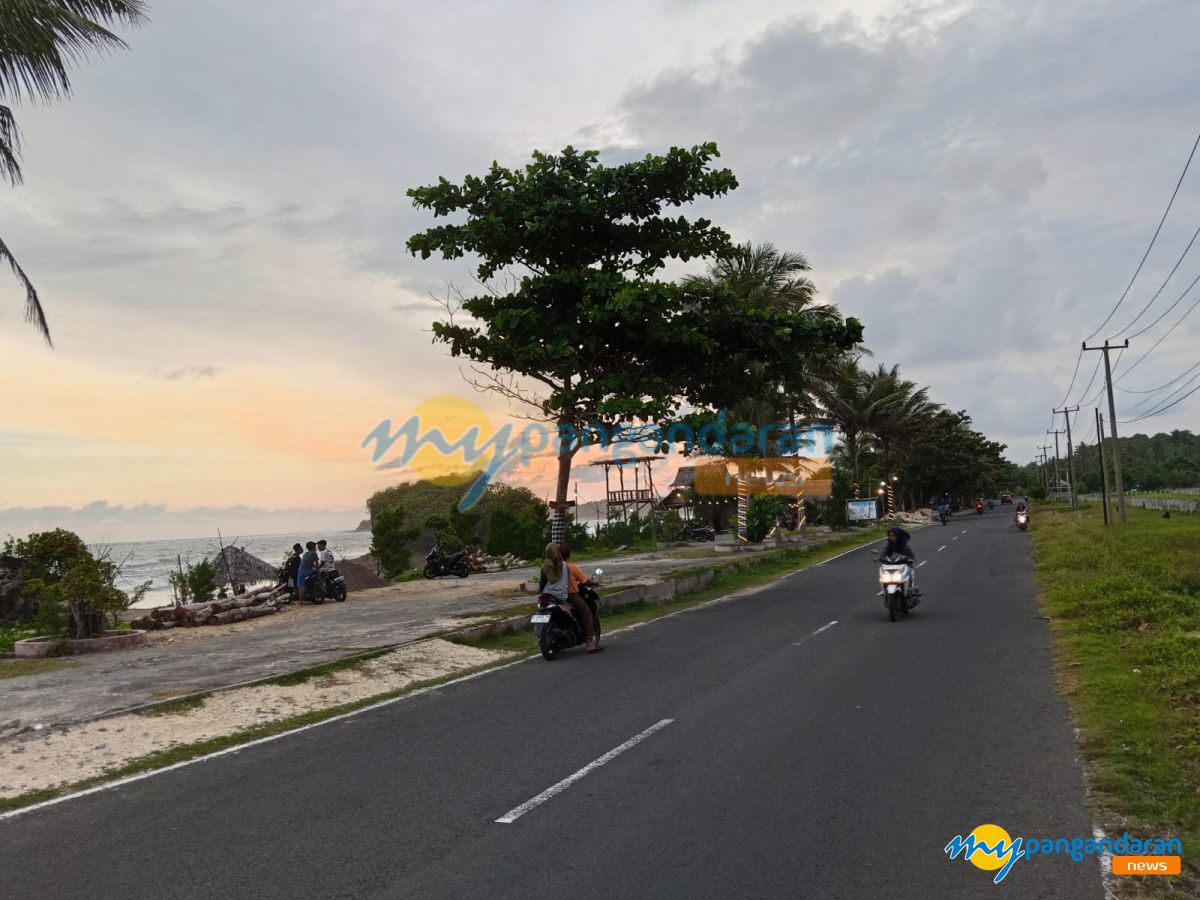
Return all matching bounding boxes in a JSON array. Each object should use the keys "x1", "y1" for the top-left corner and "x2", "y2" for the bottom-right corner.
[
  {"x1": 0, "y1": 104, "x2": 21, "y2": 183},
  {"x1": 0, "y1": 0, "x2": 147, "y2": 102},
  {"x1": 0, "y1": 233, "x2": 50, "y2": 344}
]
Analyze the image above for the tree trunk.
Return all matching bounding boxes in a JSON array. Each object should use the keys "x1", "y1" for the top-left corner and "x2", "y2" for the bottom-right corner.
[{"x1": 551, "y1": 430, "x2": 573, "y2": 543}]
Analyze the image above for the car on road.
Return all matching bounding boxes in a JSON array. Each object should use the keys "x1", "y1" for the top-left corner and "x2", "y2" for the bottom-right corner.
[{"x1": 1000, "y1": 493, "x2": 1013, "y2": 505}]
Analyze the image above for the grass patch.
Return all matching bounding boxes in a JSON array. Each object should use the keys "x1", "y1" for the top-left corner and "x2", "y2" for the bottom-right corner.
[
  {"x1": 135, "y1": 694, "x2": 207, "y2": 716},
  {"x1": 457, "y1": 528, "x2": 889, "y2": 655},
  {"x1": 1033, "y1": 505, "x2": 1200, "y2": 887},
  {"x1": 0, "y1": 655, "x2": 522, "y2": 815},
  {"x1": 0, "y1": 658, "x2": 77, "y2": 678}
]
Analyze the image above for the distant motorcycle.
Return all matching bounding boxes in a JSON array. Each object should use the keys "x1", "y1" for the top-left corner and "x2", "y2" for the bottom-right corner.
[
  {"x1": 938, "y1": 509, "x2": 950, "y2": 525},
  {"x1": 976, "y1": 503, "x2": 985, "y2": 516},
  {"x1": 1016, "y1": 510, "x2": 1029, "y2": 532},
  {"x1": 423, "y1": 544, "x2": 470, "y2": 579},
  {"x1": 677, "y1": 522, "x2": 716, "y2": 542},
  {"x1": 531, "y1": 568, "x2": 604, "y2": 660}
]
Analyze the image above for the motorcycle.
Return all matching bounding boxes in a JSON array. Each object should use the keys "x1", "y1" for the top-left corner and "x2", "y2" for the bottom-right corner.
[
  {"x1": 423, "y1": 544, "x2": 470, "y2": 579},
  {"x1": 305, "y1": 568, "x2": 348, "y2": 603},
  {"x1": 677, "y1": 522, "x2": 716, "y2": 542},
  {"x1": 531, "y1": 568, "x2": 604, "y2": 660},
  {"x1": 987, "y1": 499, "x2": 995, "y2": 510},
  {"x1": 1016, "y1": 510, "x2": 1029, "y2": 532},
  {"x1": 976, "y1": 503, "x2": 985, "y2": 516},
  {"x1": 938, "y1": 509, "x2": 950, "y2": 525},
  {"x1": 877, "y1": 552, "x2": 919, "y2": 622}
]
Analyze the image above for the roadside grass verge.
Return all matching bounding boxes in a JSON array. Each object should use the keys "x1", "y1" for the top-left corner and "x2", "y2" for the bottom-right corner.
[
  {"x1": 1032, "y1": 506, "x2": 1200, "y2": 887},
  {"x1": 457, "y1": 528, "x2": 889, "y2": 655},
  {"x1": 0, "y1": 658, "x2": 77, "y2": 679}
]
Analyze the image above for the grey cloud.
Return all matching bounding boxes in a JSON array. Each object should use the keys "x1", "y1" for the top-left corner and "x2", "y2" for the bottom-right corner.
[{"x1": 162, "y1": 365, "x2": 221, "y2": 381}]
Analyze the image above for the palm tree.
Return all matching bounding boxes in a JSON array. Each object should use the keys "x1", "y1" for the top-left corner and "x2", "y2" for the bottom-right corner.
[
  {"x1": 683, "y1": 242, "x2": 856, "y2": 448},
  {"x1": 811, "y1": 356, "x2": 905, "y2": 489},
  {"x1": 864, "y1": 363, "x2": 939, "y2": 478},
  {"x1": 0, "y1": 0, "x2": 147, "y2": 345}
]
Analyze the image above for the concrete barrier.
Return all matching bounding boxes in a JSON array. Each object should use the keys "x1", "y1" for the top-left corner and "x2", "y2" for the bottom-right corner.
[{"x1": 14, "y1": 630, "x2": 147, "y2": 658}]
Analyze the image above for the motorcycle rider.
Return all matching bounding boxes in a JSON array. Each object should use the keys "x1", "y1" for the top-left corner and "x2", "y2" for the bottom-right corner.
[
  {"x1": 1014, "y1": 499, "x2": 1029, "y2": 523},
  {"x1": 875, "y1": 526, "x2": 919, "y2": 595},
  {"x1": 538, "y1": 543, "x2": 601, "y2": 654}
]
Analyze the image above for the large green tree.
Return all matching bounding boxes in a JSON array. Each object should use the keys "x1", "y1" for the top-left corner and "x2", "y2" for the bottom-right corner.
[
  {"x1": 408, "y1": 144, "x2": 861, "y2": 533},
  {"x1": 0, "y1": 0, "x2": 147, "y2": 344}
]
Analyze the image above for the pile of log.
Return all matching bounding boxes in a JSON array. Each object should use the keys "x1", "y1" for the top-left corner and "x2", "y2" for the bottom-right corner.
[
  {"x1": 129, "y1": 583, "x2": 292, "y2": 630},
  {"x1": 467, "y1": 552, "x2": 530, "y2": 574}
]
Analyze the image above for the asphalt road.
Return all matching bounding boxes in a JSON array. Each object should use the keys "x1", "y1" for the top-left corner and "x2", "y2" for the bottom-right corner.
[{"x1": 0, "y1": 511, "x2": 1103, "y2": 899}]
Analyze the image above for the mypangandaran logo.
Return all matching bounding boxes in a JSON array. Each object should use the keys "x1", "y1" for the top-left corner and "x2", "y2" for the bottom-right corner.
[
  {"x1": 360, "y1": 397, "x2": 835, "y2": 511},
  {"x1": 945, "y1": 824, "x2": 1183, "y2": 884}
]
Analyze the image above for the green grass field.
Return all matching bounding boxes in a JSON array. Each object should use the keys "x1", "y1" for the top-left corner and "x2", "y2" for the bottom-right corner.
[{"x1": 1032, "y1": 506, "x2": 1200, "y2": 889}]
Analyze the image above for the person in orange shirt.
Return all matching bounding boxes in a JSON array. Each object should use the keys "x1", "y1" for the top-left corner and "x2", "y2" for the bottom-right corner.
[{"x1": 558, "y1": 543, "x2": 601, "y2": 653}]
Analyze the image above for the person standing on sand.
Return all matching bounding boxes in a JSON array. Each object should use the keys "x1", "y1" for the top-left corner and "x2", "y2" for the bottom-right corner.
[
  {"x1": 283, "y1": 543, "x2": 303, "y2": 596},
  {"x1": 298, "y1": 541, "x2": 318, "y2": 603}
]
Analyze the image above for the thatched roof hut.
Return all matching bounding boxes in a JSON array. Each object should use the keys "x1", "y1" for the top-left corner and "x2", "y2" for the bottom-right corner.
[{"x1": 212, "y1": 546, "x2": 277, "y2": 586}]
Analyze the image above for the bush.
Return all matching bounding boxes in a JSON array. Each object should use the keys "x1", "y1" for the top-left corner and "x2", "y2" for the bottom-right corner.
[
  {"x1": 746, "y1": 495, "x2": 788, "y2": 542},
  {"x1": 34, "y1": 597, "x2": 67, "y2": 637},
  {"x1": 3, "y1": 529, "x2": 130, "y2": 639},
  {"x1": 371, "y1": 505, "x2": 421, "y2": 578}
]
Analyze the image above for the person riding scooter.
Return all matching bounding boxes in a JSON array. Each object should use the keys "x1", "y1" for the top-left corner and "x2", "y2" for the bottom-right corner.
[
  {"x1": 538, "y1": 543, "x2": 601, "y2": 654},
  {"x1": 875, "y1": 526, "x2": 920, "y2": 595}
]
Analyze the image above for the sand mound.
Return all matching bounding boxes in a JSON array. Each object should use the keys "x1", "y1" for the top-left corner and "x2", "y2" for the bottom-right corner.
[{"x1": 339, "y1": 554, "x2": 391, "y2": 591}]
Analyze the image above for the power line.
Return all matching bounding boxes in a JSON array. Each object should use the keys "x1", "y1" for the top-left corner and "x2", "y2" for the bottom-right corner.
[
  {"x1": 1087, "y1": 130, "x2": 1200, "y2": 342},
  {"x1": 1070, "y1": 353, "x2": 1104, "y2": 407},
  {"x1": 1111, "y1": 224, "x2": 1200, "y2": 338},
  {"x1": 1116, "y1": 285, "x2": 1200, "y2": 380},
  {"x1": 1056, "y1": 348, "x2": 1085, "y2": 410},
  {"x1": 1121, "y1": 373, "x2": 1200, "y2": 424},
  {"x1": 1124, "y1": 270, "x2": 1200, "y2": 340},
  {"x1": 1116, "y1": 359, "x2": 1200, "y2": 395}
]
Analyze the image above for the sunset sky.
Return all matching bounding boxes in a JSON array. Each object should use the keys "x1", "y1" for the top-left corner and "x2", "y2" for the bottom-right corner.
[{"x1": 2, "y1": 0, "x2": 1198, "y2": 542}]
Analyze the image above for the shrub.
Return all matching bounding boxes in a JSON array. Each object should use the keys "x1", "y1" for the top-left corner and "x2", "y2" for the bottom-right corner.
[
  {"x1": 371, "y1": 505, "x2": 422, "y2": 578},
  {"x1": 746, "y1": 495, "x2": 788, "y2": 542}
]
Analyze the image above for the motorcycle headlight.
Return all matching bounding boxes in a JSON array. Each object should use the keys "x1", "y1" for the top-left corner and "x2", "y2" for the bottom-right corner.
[{"x1": 880, "y1": 572, "x2": 905, "y2": 584}]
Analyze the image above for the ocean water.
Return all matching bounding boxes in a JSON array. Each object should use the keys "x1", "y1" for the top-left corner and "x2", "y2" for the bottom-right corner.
[{"x1": 107, "y1": 530, "x2": 374, "y2": 609}]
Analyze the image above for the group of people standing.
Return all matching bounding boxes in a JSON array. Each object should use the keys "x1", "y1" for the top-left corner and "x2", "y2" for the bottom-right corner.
[{"x1": 282, "y1": 539, "x2": 336, "y2": 603}]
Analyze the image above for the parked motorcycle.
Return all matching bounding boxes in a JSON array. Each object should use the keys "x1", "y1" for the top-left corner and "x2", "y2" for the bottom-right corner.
[
  {"x1": 877, "y1": 552, "x2": 919, "y2": 622},
  {"x1": 677, "y1": 522, "x2": 716, "y2": 542},
  {"x1": 423, "y1": 544, "x2": 470, "y2": 579},
  {"x1": 305, "y1": 569, "x2": 348, "y2": 603},
  {"x1": 1016, "y1": 510, "x2": 1029, "y2": 532},
  {"x1": 531, "y1": 568, "x2": 604, "y2": 660}
]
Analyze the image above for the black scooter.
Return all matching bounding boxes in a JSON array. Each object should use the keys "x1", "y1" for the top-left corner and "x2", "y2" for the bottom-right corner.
[
  {"x1": 305, "y1": 569, "x2": 348, "y2": 603},
  {"x1": 677, "y1": 522, "x2": 716, "y2": 542},
  {"x1": 423, "y1": 544, "x2": 470, "y2": 579},
  {"x1": 531, "y1": 568, "x2": 603, "y2": 660}
]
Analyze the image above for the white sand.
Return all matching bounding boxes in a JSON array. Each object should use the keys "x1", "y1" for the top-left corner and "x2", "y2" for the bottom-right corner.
[{"x1": 0, "y1": 639, "x2": 512, "y2": 799}]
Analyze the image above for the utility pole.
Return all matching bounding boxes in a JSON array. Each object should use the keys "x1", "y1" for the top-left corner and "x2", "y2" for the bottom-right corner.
[
  {"x1": 1083, "y1": 340, "x2": 1129, "y2": 524},
  {"x1": 1047, "y1": 429, "x2": 1064, "y2": 503},
  {"x1": 1038, "y1": 444, "x2": 1052, "y2": 494},
  {"x1": 1054, "y1": 406, "x2": 1079, "y2": 510},
  {"x1": 1096, "y1": 408, "x2": 1111, "y2": 526}
]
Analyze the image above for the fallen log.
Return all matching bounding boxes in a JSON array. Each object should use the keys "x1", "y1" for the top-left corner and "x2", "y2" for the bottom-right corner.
[
  {"x1": 206, "y1": 608, "x2": 247, "y2": 626},
  {"x1": 241, "y1": 606, "x2": 277, "y2": 621},
  {"x1": 150, "y1": 606, "x2": 178, "y2": 621}
]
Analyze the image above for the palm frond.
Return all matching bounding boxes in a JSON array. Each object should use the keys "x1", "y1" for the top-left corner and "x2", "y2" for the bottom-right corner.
[
  {"x1": 0, "y1": 233, "x2": 51, "y2": 345},
  {"x1": 0, "y1": 0, "x2": 148, "y2": 102},
  {"x1": 0, "y1": 104, "x2": 21, "y2": 183}
]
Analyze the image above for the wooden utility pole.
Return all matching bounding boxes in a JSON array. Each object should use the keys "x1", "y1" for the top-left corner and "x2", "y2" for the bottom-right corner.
[
  {"x1": 1096, "y1": 408, "x2": 1111, "y2": 526},
  {"x1": 1083, "y1": 340, "x2": 1129, "y2": 524},
  {"x1": 1054, "y1": 406, "x2": 1079, "y2": 510}
]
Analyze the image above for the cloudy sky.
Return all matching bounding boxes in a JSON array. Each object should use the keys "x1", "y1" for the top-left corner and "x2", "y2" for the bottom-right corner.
[{"x1": 1, "y1": 0, "x2": 1198, "y2": 541}]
